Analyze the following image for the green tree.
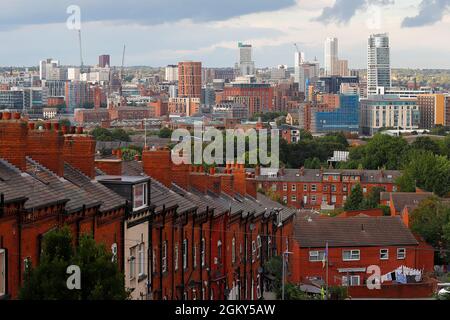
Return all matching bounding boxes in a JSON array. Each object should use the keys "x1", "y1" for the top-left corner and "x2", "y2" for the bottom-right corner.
[
  {"x1": 410, "y1": 197, "x2": 450, "y2": 263},
  {"x1": 411, "y1": 136, "x2": 442, "y2": 155},
  {"x1": 441, "y1": 134, "x2": 450, "y2": 158},
  {"x1": 19, "y1": 228, "x2": 128, "y2": 300},
  {"x1": 19, "y1": 227, "x2": 75, "y2": 300},
  {"x1": 58, "y1": 118, "x2": 71, "y2": 128},
  {"x1": 74, "y1": 234, "x2": 128, "y2": 300},
  {"x1": 344, "y1": 184, "x2": 364, "y2": 211},
  {"x1": 304, "y1": 157, "x2": 322, "y2": 169},
  {"x1": 111, "y1": 128, "x2": 131, "y2": 142},
  {"x1": 158, "y1": 127, "x2": 173, "y2": 138},
  {"x1": 361, "y1": 186, "x2": 385, "y2": 209},
  {"x1": 347, "y1": 134, "x2": 410, "y2": 170},
  {"x1": 397, "y1": 151, "x2": 450, "y2": 197}
]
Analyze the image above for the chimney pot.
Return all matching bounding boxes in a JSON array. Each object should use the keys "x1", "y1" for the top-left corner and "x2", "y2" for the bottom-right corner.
[
  {"x1": 62, "y1": 126, "x2": 69, "y2": 134},
  {"x1": 13, "y1": 112, "x2": 21, "y2": 120},
  {"x1": 3, "y1": 112, "x2": 11, "y2": 120},
  {"x1": 70, "y1": 126, "x2": 76, "y2": 134},
  {"x1": 209, "y1": 167, "x2": 216, "y2": 175},
  {"x1": 53, "y1": 122, "x2": 60, "y2": 131},
  {"x1": 28, "y1": 122, "x2": 35, "y2": 130},
  {"x1": 76, "y1": 127, "x2": 83, "y2": 134},
  {"x1": 44, "y1": 122, "x2": 52, "y2": 130}
]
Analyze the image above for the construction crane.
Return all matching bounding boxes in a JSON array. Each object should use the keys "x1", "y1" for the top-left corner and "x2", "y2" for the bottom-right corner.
[
  {"x1": 120, "y1": 45, "x2": 126, "y2": 81},
  {"x1": 78, "y1": 30, "x2": 85, "y2": 73},
  {"x1": 118, "y1": 44, "x2": 126, "y2": 96},
  {"x1": 294, "y1": 43, "x2": 300, "y2": 53}
]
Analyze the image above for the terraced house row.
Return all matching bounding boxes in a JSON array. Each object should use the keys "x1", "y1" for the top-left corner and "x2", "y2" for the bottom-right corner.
[
  {"x1": 255, "y1": 167, "x2": 401, "y2": 210},
  {"x1": 0, "y1": 112, "x2": 295, "y2": 300}
]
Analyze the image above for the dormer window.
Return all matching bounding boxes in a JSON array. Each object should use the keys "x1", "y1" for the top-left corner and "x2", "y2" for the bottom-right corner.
[{"x1": 133, "y1": 183, "x2": 148, "y2": 210}]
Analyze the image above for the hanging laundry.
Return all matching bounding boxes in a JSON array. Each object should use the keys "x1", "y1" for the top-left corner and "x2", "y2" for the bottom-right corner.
[{"x1": 396, "y1": 271, "x2": 407, "y2": 284}]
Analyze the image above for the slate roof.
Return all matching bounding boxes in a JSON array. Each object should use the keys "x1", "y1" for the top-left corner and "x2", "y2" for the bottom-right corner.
[
  {"x1": 255, "y1": 168, "x2": 401, "y2": 184},
  {"x1": 294, "y1": 215, "x2": 418, "y2": 248},
  {"x1": 0, "y1": 159, "x2": 67, "y2": 209},
  {"x1": 26, "y1": 158, "x2": 102, "y2": 213},
  {"x1": 122, "y1": 161, "x2": 144, "y2": 176},
  {"x1": 150, "y1": 179, "x2": 197, "y2": 214},
  {"x1": 63, "y1": 163, "x2": 126, "y2": 213},
  {"x1": 389, "y1": 192, "x2": 434, "y2": 213},
  {"x1": 256, "y1": 193, "x2": 297, "y2": 222}
]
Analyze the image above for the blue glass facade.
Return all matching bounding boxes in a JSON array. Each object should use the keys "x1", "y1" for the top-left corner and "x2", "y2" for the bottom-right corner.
[{"x1": 314, "y1": 94, "x2": 359, "y2": 133}]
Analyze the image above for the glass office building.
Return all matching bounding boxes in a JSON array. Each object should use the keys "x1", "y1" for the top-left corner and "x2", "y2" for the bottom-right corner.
[{"x1": 313, "y1": 94, "x2": 359, "y2": 133}]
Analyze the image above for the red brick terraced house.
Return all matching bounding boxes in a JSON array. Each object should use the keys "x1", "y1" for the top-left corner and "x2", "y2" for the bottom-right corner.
[
  {"x1": 95, "y1": 148, "x2": 296, "y2": 300},
  {"x1": 256, "y1": 168, "x2": 400, "y2": 210},
  {"x1": 289, "y1": 213, "x2": 436, "y2": 299},
  {"x1": 0, "y1": 111, "x2": 127, "y2": 299}
]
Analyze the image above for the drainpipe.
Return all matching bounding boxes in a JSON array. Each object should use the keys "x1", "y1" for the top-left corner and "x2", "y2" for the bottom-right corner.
[
  {"x1": 180, "y1": 212, "x2": 186, "y2": 300},
  {"x1": 148, "y1": 213, "x2": 153, "y2": 300},
  {"x1": 171, "y1": 212, "x2": 175, "y2": 300},
  {"x1": 17, "y1": 207, "x2": 23, "y2": 288},
  {"x1": 120, "y1": 205, "x2": 126, "y2": 272},
  {"x1": 159, "y1": 205, "x2": 165, "y2": 300},
  {"x1": 191, "y1": 212, "x2": 196, "y2": 298},
  {"x1": 208, "y1": 210, "x2": 213, "y2": 299},
  {"x1": 0, "y1": 193, "x2": 4, "y2": 218},
  {"x1": 243, "y1": 213, "x2": 249, "y2": 300},
  {"x1": 200, "y1": 207, "x2": 207, "y2": 300}
]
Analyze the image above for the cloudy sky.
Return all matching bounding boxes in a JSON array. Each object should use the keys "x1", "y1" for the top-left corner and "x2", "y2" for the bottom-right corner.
[{"x1": 1, "y1": 0, "x2": 449, "y2": 68}]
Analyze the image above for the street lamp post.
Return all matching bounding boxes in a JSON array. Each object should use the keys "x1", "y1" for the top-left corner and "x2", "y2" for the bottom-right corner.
[{"x1": 281, "y1": 248, "x2": 292, "y2": 300}]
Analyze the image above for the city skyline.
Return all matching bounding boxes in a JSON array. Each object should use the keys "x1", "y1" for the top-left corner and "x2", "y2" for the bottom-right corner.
[{"x1": 1, "y1": 0, "x2": 450, "y2": 68}]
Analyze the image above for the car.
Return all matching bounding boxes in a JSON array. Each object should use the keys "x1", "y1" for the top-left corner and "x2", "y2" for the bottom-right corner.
[{"x1": 438, "y1": 287, "x2": 450, "y2": 299}]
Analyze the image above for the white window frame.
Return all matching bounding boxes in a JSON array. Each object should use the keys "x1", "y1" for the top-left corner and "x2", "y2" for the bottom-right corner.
[
  {"x1": 174, "y1": 244, "x2": 179, "y2": 271},
  {"x1": 133, "y1": 183, "x2": 148, "y2": 211},
  {"x1": 0, "y1": 249, "x2": 4, "y2": 296},
  {"x1": 311, "y1": 184, "x2": 317, "y2": 192},
  {"x1": 309, "y1": 250, "x2": 325, "y2": 262},
  {"x1": 397, "y1": 248, "x2": 406, "y2": 260},
  {"x1": 303, "y1": 184, "x2": 308, "y2": 191},
  {"x1": 291, "y1": 184, "x2": 297, "y2": 192},
  {"x1": 193, "y1": 244, "x2": 197, "y2": 269},
  {"x1": 342, "y1": 275, "x2": 360, "y2": 287},
  {"x1": 232, "y1": 237, "x2": 236, "y2": 264},
  {"x1": 138, "y1": 242, "x2": 145, "y2": 276},
  {"x1": 256, "y1": 235, "x2": 262, "y2": 259},
  {"x1": 380, "y1": 249, "x2": 389, "y2": 260},
  {"x1": 129, "y1": 246, "x2": 136, "y2": 280},
  {"x1": 217, "y1": 240, "x2": 222, "y2": 265},
  {"x1": 152, "y1": 248, "x2": 156, "y2": 272},
  {"x1": 183, "y1": 239, "x2": 188, "y2": 269},
  {"x1": 252, "y1": 241, "x2": 256, "y2": 263},
  {"x1": 283, "y1": 183, "x2": 287, "y2": 191},
  {"x1": 343, "y1": 249, "x2": 360, "y2": 261},
  {"x1": 256, "y1": 274, "x2": 261, "y2": 299},
  {"x1": 162, "y1": 241, "x2": 168, "y2": 273},
  {"x1": 291, "y1": 195, "x2": 297, "y2": 202},
  {"x1": 201, "y1": 238, "x2": 205, "y2": 267}
]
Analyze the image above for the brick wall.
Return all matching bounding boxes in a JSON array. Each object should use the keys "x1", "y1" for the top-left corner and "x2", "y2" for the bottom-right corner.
[{"x1": 63, "y1": 131, "x2": 96, "y2": 178}]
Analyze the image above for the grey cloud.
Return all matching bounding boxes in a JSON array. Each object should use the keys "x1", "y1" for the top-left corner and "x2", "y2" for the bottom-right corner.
[
  {"x1": 0, "y1": 0, "x2": 296, "y2": 29},
  {"x1": 314, "y1": 0, "x2": 393, "y2": 24},
  {"x1": 402, "y1": 0, "x2": 450, "y2": 27}
]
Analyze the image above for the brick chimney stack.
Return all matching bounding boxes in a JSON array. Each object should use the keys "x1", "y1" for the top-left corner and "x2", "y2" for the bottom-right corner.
[
  {"x1": 233, "y1": 162, "x2": 246, "y2": 195},
  {"x1": 63, "y1": 127, "x2": 96, "y2": 178},
  {"x1": 142, "y1": 147, "x2": 172, "y2": 187},
  {"x1": 0, "y1": 112, "x2": 28, "y2": 171},
  {"x1": 26, "y1": 121, "x2": 65, "y2": 176}
]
